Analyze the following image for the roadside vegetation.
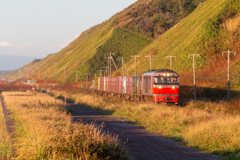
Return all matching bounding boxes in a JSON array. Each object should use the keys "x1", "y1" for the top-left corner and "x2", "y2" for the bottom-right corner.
[
  {"x1": 0, "y1": 99, "x2": 12, "y2": 159},
  {"x1": 2, "y1": 91, "x2": 130, "y2": 159},
  {"x1": 51, "y1": 90, "x2": 240, "y2": 160}
]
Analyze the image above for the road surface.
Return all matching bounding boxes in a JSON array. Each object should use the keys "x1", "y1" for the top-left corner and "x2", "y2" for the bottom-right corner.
[{"x1": 69, "y1": 103, "x2": 221, "y2": 160}]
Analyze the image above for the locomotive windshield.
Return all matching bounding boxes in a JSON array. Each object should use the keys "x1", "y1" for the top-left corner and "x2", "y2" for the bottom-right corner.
[{"x1": 153, "y1": 76, "x2": 179, "y2": 84}]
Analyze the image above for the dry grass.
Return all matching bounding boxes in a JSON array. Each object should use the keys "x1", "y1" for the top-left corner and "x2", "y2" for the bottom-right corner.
[
  {"x1": 0, "y1": 97, "x2": 12, "y2": 159},
  {"x1": 51, "y1": 90, "x2": 240, "y2": 159},
  {"x1": 2, "y1": 91, "x2": 129, "y2": 160},
  {"x1": 224, "y1": 14, "x2": 240, "y2": 32}
]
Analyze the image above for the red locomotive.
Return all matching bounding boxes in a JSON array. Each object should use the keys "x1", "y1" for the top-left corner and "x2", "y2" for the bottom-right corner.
[{"x1": 98, "y1": 69, "x2": 179, "y2": 103}]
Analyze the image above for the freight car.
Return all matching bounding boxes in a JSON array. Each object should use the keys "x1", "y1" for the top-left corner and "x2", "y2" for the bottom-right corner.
[{"x1": 97, "y1": 69, "x2": 179, "y2": 104}]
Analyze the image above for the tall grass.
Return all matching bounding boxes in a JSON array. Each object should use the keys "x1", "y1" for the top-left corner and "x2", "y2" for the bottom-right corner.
[
  {"x1": 224, "y1": 14, "x2": 240, "y2": 32},
  {"x1": 0, "y1": 98, "x2": 12, "y2": 159},
  {"x1": 51, "y1": 90, "x2": 240, "y2": 159},
  {"x1": 2, "y1": 91, "x2": 130, "y2": 159}
]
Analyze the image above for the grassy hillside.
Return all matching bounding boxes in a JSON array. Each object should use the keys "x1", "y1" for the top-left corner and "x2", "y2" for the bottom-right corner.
[
  {"x1": 1, "y1": 0, "x2": 207, "y2": 82},
  {"x1": 123, "y1": 0, "x2": 240, "y2": 92}
]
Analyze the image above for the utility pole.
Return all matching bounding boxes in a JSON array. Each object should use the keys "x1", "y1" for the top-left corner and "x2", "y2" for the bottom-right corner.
[
  {"x1": 63, "y1": 67, "x2": 67, "y2": 82},
  {"x1": 222, "y1": 50, "x2": 236, "y2": 102},
  {"x1": 37, "y1": 67, "x2": 41, "y2": 79},
  {"x1": 45, "y1": 67, "x2": 48, "y2": 79},
  {"x1": 131, "y1": 55, "x2": 140, "y2": 76},
  {"x1": 107, "y1": 53, "x2": 116, "y2": 76},
  {"x1": 166, "y1": 55, "x2": 176, "y2": 70},
  {"x1": 188, "y1": 54, "x2": 200, "y2": 101},
  {"x1": 18, "y1": 69, "x2": 21, "y2": 78},
  {"x1": 99, "y1": 70, "x2": 104, "y2": 77},
  {"x1": 74, "y1": 71, "x2": 79, "y2": 83},
  {"x1": 93, "y1": 73, "x2": 98, "y2": 80},
  {"x1": 146, "y1": 55, "x2": 155, "y2": 70},
  {"x1": 103, "y1": 67, "x2": 108, "y2": 76},
  {"x1": 106, "y1": 57, "x2": 110, "y2": 76},
  {"x1": 53, "y1": 63, "x2": 57, "y2": 80},
  {"x1": 117, "y1": 57, "x2": 125, "y2": 75},
  {"x1": 85, "y1": 73, "x2": 89, "y2": 88},
  {"x1": 123, "y1": 60, "x2": 129, "y2": 76}
]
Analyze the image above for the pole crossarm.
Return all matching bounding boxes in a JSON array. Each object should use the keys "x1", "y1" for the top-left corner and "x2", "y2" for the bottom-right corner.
[
  {"x1": 188, "y1": 54, "x2": 200, "y2": 58},
  {"x1": 222, "y1": 50, "x2": 236, "y2": 56}
]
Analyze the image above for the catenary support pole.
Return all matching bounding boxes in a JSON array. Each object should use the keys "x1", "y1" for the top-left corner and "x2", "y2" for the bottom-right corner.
[
  {"x1": 74, "y1": 71, "x2": 79, "y2": 83},
  {"x1": 117, "y1": 57, "x2": 124, "y2": 75},
  {"x1": 146, "y1": 55, "x2": 155, "y2": 70},
  {"x1": 64, "y1": 67, "x2": 67, "y2": 82},
  {"x1": 188, "y1": 54, "x2": 200, "y2": 101},
  {"x1": 103, "y1": 67, "x2": 108, "y2": 77},
  {"x1": 131, "y1": 55, "x2": 140, "y2": 76},
  {"x1": 85, "y1": 73, "x2": 89, "y2": 88},
  {"x1": 166, "y1": 55, "x2": 176, "y2": 70},
  {"x1": 222, "y1": 50, "x2": 236, "y2": 102},
  {"x1": 107, "y1": 53, "x2": 115, "y2": 76},
  {"x1": 53, "y1": 63, "x2": 57, "y2": 80},
  {"x1": 99, "y1": 70, "x2": 104, "y2": 77}
]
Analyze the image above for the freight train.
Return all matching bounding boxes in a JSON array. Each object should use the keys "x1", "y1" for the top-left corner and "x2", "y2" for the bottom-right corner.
[{"x1": 97, "y1": 69, "x2": 179, "y2": 104}]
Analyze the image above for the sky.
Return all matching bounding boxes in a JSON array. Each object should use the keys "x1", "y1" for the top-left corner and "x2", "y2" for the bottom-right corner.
[{"x1": 0, "y1": 0, "x2": 137, "y2": 70}]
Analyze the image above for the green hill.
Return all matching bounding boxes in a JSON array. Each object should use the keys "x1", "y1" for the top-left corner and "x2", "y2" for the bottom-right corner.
[
  {"x1": 2, "y1": 0, "x2": 240, "y2": 93},
  {"x1": 1, "y1": 0, "x2": 207, "y2": 81}
]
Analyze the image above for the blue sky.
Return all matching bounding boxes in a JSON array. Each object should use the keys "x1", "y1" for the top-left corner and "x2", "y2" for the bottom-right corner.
[{"x1": 0, "y1": 0, "x2": 137, "y2": 70}]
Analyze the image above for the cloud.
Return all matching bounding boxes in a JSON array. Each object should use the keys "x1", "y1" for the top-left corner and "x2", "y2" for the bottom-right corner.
[{"x1": 0, "y1": 41, "x2": 13, "y2": 47}]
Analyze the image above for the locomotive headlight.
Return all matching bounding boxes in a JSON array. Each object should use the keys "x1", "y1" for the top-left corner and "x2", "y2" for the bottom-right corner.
[
  {"x1": 159, "y1": 86, "x2": 162, "y2": 89},
  {"x1": 172, "y1": 86, "x2": 175, "y2": 89}
]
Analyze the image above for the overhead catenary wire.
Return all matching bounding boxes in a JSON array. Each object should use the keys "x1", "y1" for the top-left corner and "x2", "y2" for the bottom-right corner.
[
  {"x1": 179, "y1": 73, "x2": 193, "y2": 78},
  {"x1": 230, "y1": 74, "x2": 240, "y2": 79},
  {"x1": 195, "y1": 73, "x2": 228, "y2": 79}
]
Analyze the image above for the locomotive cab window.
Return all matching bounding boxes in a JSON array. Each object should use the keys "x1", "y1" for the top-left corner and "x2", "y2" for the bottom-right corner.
[{"x1": 154, "y1": 76, "x2": 179, "y2": 84}]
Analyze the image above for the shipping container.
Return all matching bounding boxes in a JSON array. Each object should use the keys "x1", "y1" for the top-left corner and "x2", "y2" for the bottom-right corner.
[
  {"x1": 126, "y1": 76, "x2": 133, "y2": 95},
  {"x1": 99, "y1": 77, "x2": 105, "y2": 91}
]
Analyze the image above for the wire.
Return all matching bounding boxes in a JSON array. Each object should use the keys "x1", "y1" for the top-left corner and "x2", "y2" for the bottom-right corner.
[
  {"x1": 230, "y1": 73, "x2": 240, "y2": 77},
  {"x1": 196, "y1": 73, "x2": 228, "y2": 79},
  {"x1": 230, "y1": 74, "x2": 240, "y2": 79},
  {"x1": 179, "y1": 73, "x2": 193, "y2": 78}
]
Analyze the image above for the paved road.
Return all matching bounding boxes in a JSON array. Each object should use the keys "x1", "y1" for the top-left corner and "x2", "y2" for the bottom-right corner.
[{"x1": 69, "y1": 104, "x2": 221, "y2": 160}]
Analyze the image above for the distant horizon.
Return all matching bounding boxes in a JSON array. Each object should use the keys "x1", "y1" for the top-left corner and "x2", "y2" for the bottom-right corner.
[
  {"x1": 0, "y1": 0, "x2": 137, "y2": 70},
  {"x1": 0, "y1": 55, "x2": 41, "y2": 70}
]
